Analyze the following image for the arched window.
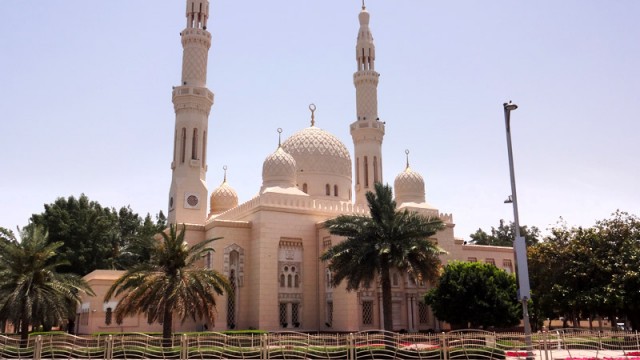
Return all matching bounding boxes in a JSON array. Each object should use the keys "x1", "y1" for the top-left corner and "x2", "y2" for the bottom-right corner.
[
  {"x1": 173, "y1": 130, "x2": 177, "y2": 163},
  {"x1": 105, "y1": 307, "x2": 112, "y2": 325},
  {"x1": 302, "y1": 183, "x2": 308, "y2": 194},
  {"x1": 287, "y1": 274, "x2": 292, "y2": 288},
  {"x1": 334, "y1": 185, "x2": 338, "y2": 197},
  {"x1": 294, "y1": 274, "x2": 299, "y2": 288},
  {"x1": 356, "y1": 158, "x2": 360, "y2": 185},
  {"x1": 192, "y1": 128, "x2": 198, "y2": 160},
  {"x1": 180, "y1": 128, "x2": 186, "y2": 163},
  {"x1": 364, "y1": 156, "x2": 369, "y2": 187},
  {"x1": 202, "y1": 130, "x2": 207, "y2": 166},
  {"x1": 373, "y1": 156, "x2": 379, "y2": 183},
  {"x1": 280, "y1": 274, "x2": 285, "y2": 287},
  {"x1": 325, "y1": 184, "x2": 330, "y2": 196}
]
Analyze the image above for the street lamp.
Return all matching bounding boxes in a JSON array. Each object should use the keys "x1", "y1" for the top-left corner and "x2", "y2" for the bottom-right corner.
[{"x1": 503, "y1": 101, "x2": 533, "y2": 358}]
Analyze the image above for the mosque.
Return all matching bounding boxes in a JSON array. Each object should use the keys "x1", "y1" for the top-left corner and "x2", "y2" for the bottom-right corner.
[{"x1": 77, "y1": 0, "x2": 514, "y2": 334}]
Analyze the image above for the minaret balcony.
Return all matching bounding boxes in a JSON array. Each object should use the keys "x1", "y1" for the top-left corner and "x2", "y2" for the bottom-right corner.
[
  {"x1": 181, "y1": 28, "x2": 211, "y2": 38},
  {"x1": 172, "y1": 86, "x2": 214, "y2": 103},
  {"x1": 350, "y1": 119, "x2": 385, "y2": 132}
]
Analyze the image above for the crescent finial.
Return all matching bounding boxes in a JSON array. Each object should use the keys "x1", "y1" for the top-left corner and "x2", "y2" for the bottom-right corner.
[
  {"x1": 405, "y1": 149, "x2": 410, "y2": 169},
  {"x1": 309, "y1": 103, "x2": 317, "y2": 127}
]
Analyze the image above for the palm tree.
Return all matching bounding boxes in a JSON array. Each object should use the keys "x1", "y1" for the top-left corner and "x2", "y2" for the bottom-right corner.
[
  {"x1": 0, "y1": 225, "x2": 94, "y2": 344},
  {"x1": 104, "y1": 224, "x2": 230, "y2": 345},
  {"x1": 321, "y1": 183, "x2": 445, "y2": 331}
]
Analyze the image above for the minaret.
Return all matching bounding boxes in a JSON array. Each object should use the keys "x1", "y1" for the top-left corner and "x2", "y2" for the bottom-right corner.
[
  {"x1": 168, "y1": 0, "x2": 214, "y2": 225},
  {"x1": 350, "y1": 2, "x2": 385, "y2": 206}
]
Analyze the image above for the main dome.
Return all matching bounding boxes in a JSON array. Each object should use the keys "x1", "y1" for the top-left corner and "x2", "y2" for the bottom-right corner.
[{"x1": 281, "y1": 126, "x2": 352, "y2": 179}]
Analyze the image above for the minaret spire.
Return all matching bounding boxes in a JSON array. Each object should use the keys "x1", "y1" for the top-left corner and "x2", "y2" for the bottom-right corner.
[
  {"x1": 168, "y1": 0, "x2": 214, "y2": 225},
  {"x1": 350, "y1": 4, "x2": 385, "y2": 206}
]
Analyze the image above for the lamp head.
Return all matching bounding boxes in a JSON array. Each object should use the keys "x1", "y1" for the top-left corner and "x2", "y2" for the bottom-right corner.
[{"x1": 504, "y1": 101, "x2": 518, "y2": 111}]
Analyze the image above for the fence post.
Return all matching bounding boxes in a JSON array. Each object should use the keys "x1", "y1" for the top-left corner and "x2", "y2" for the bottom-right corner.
[
  {"x1": 104, "y1": 335, "x2": 113, "y2": 360},
  {"x1": 180, "y1": 333, "x2": 188, "y2": 360},
  {"x1": 348, "y1": 333, "x2": 354, "y2": 360},
  {"x1": 33, "y1": 335, "x2": 42, "y2": 360},
  {"x1": 542, "y1": 328, "x2": 549, "y2": 360},
  {"x1": 261, "y1": 333, "x2": 268, "y2": 360},
  {"x1": 441, "y1": 332, "x2": 448, "y2": 360}
]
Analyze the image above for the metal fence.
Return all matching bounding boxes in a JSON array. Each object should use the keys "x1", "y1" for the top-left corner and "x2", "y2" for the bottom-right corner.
[{"x1": 1, "y1": 329, "x2": 639, "y2": 360}]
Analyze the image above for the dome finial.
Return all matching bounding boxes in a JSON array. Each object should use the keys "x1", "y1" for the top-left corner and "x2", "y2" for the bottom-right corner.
[
  {"x1": 277, "y1": 128, "x2": 283, "y2": 147},
  {"x1": 223, "y1": 165, "x2": 228, "y2": 182},
  {"x1": 405, "y1": 149, "x2": 410, "y2": 169},
  {"x1": 362, "y1": 0, "x2": 366, "y2": 10},
  {"x1": 309, "y1": 103, "x2": 317, "y2": 127}
]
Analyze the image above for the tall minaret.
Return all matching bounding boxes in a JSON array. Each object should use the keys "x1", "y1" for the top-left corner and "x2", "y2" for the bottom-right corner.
[
  {"x1": 168, "y1": 0, "x2": 214, "y2": 225},
  {"x1": 350, "y1": 2, "x2": 385, "y2": 206}
]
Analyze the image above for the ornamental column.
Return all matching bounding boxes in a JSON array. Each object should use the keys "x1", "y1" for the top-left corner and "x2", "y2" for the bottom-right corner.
[
  {"x1": 350, "y1": 4, "x2": 385, "y2": 205},
  {"x1": 168, "y1": 0, "x2": 214, "y2": 225}
]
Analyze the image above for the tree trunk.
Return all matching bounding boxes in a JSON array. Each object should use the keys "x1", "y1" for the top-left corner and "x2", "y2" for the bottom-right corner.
[
  {"x1": 19, "y1": 315, "x2": 29, "y2": 348},
  {"x1": 162, "y1": 305, "x2": 173, "y2": 348},
  {"x1": 379, "y1": 263, "x2": 393, "y2": 332}
]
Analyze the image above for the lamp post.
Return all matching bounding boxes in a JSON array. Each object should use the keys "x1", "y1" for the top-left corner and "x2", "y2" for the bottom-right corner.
[{"x1": 503, "y1": 101, "x2": 533, "y2": 358}]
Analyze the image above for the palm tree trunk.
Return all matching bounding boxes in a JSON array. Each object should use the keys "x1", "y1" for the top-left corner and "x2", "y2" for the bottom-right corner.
[
  {"x1": 380, "y1": 263, "x2": 393, "y2": 331},
  {"x1": 19, "y1": 313, "x2": 29, "y2": 348},
  {"x1": 162, "y1": 306, "x2": 173, "y2": 348}
]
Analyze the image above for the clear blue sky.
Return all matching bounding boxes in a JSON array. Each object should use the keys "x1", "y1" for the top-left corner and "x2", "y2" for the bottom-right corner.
[{"x1": 1, "y1": 1, "x2": 638, "y2": 239}]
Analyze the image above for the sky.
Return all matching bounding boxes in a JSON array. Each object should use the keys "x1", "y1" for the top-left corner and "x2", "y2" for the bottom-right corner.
[{"x1": 1, "y1": 1, "x2": 638, "y2": 239}]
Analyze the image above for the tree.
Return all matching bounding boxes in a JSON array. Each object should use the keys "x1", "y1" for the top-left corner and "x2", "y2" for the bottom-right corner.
[
  {"x1": 0, "y1": 227, "x2": 15, "y2": 244},
  {"x1": 527, "y1": 223, "x2": 573, "y2": 330},
  {"x1": 104, "y1": 224, "x2": 230, "y2": 345},
  {"x1": 320, "y1": 183, "x2": 444, "y2": 331},
  {"x1": 0, "y1": 225, "x2": 94, "y2": 344},
  {"x1": 469, "y1": 219, "x2": 540, "y2": 247},
  {"x1": 29, "y1": 194, "x2": 166, "y2": 275},
  {"x1": 527, "y1": 212, "x2": 640, "y2": 331},
  {"x1": 425, "y1": 261, "x2": 521, "y2": 329}
]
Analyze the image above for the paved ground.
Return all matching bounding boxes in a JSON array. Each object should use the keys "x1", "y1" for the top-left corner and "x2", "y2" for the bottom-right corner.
[{"x1": 532, "y1": 349, "x2": 637, "y2": 360}]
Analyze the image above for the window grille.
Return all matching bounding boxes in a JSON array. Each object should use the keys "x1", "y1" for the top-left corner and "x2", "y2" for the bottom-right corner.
[
  {"x1": 362, "y1": 300, "x2": 373, "y2": 325},
  {"x1": 227, "y1": 270, "x2": 236, "y2": 328},
  {"x1": 279, "y1": 303, "x2": 287, "y2": 327},
  {"x1": 503, "y1": 259, "x2": 513, "y2": 273},
  {"x1": 418, "y1": 301, "x2": 429, "y2": 324},
  {"x1": 327, "y1": 301, "x2": 333, "y2": 326},
  {"x1": 81, "y1": 309, "x2": 89, "y2": 325},
  {"x1": 105, "y1": 307, "x2": 112, "y2": 325},
  {"x1": 292, "y1": 303, "x2": 300, "y2": 327}
]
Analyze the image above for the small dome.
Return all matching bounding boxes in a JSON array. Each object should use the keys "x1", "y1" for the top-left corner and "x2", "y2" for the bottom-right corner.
[
  {"x1": 394, "y1": 166, "x2": 426, "y2": 205},
  {"x1": 261, "y1": 146, "x2": 297, "y2": 190},
  {"x1": 281, "y1": 126, "x2": 351, "y2": 179},
  {"x1": 209, "y1": 179, "x2": 239, "y2": 215}
]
